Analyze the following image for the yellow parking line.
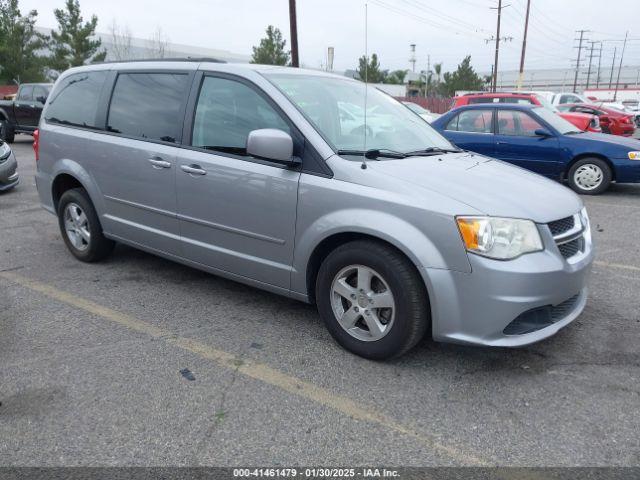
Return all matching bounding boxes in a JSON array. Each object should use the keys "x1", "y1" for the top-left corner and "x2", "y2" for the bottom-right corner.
[
  {"x1": 0, "y1": 270, "x2": 489, "y2": 466},
  {"x1": 594, "y1": 260, "x2": 640, "y2": 272}
]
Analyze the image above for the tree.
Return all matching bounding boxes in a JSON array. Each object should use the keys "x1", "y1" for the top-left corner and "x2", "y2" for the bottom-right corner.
[
  {"x1": 433, "y1": 62, "x2": 443, "y2": 83},
  {"x1": 384, "y1": 69, "x2": 408, "y2": 85},
  {"x1": 146, "y1": 26, "x2": 170, "y2": 59},
  {"x1": 440, "y1": 56, "x2": 484, "y2": 96},
  {"x1": 0, "y1": 0, "x2": 49, "y2": 83},
  {"x1": 251, "y1": 25, "x2": 290, "y2": 65},
  {"x1": 357, "y1": 53, "x2": 384, "y2": 83},
  {"x1": 49, "y1": 0, "x2": 106, "y2": 71},
  {"x1": 108, "y1": 19, "x2": 132, "y2": 61}
]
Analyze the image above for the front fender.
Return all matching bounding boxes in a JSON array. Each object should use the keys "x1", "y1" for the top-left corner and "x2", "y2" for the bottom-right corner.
[{"x1": 291, "y1": 208, "x2": 471, "y2": 295}]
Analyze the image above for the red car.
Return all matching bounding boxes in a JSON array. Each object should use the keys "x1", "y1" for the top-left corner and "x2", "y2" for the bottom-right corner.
[
  {"x1": 557, "y1": 103, "x2": 636, "y2": 137},
  {"x1": 452, "y1": 92, "x2": 601, "y2": 133}
]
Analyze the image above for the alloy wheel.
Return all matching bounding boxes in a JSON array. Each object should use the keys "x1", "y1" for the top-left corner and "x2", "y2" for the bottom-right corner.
[
  {"x1": 330, "y1": 264, "x2": 396, "y2": 342},
  {"x1": 63, "y1": 202, "x2": 91, "y2": 251}
]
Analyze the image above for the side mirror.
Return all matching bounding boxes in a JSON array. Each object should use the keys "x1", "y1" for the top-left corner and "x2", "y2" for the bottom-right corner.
[
  {"x1": 534, "y1": 128, "x2": 553, "y2": 138},
  {"x1": 36, "y1": 95, "x2": 48, "y2": 104},
  {"x1": 247, "y1": 129, "x2": 298, "y2": 166}
]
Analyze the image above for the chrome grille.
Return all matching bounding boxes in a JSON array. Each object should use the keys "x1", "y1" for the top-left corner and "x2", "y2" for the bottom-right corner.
[
  {"x1": 548, "y1": 216, "x2": 575, "y2": 236},
  {"x1": 548, "y1": 213, "x2": 585, "y2": 261},
  {"x1": 558, "y1": 237, "x2": 583, "y2": 258}
]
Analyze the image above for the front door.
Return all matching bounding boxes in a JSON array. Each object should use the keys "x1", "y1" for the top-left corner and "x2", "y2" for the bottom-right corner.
[
  {"x1": 494, "y1": 109, "x2": 562, "y2": 176},
  {"x1": 176, "y1": 74, "x2": 300, "y2": 289}
]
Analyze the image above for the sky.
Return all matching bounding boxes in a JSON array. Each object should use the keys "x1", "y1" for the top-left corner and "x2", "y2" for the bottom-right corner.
[{"x1": 23, "y1": 0, "x2": 640, "y2": 75}]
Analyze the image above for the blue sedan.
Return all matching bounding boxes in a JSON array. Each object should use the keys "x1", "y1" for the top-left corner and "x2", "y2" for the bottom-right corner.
[{"x1": 431, "y1": 104, "x2": 640, "y2": 195}]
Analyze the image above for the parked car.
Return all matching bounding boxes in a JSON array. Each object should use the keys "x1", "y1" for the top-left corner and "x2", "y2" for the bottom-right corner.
[
  {"x1": 452, "y1": 92, "x2": 601, "y2": 133},
  {"x1": 432, "y1": 104, "x2": 640, "y2": 195},
  {"x1": 36, "y1": 61, "x2": 594, "y2": 359},
  {"x1": 550, "y1": 92, "x2": 592, "y2": 106},
  {"x1": 402, "y1": 101, "x2": 439, "y2": 123},
  {"x1": 557, "y1": 103, "x2": 635, "y2": 137},
  {"x1": 0, "y1": 82, "x2": 53, "y2": 143},
  {"x1": 0, "y1": 140, "x2": 18, "y2": 191}
]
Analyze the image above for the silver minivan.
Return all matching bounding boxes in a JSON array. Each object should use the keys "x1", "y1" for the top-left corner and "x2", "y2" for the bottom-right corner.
[{"x1": 35, "y1": 61, "x2": 593, "y2": 359}]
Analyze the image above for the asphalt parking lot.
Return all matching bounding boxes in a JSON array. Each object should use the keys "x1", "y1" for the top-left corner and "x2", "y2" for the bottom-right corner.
[{"x1": 1, "y1": 134, "x2": 639, "y2": 467}]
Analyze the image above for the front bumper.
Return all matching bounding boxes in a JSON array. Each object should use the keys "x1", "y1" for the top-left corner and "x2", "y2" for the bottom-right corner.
[
  {"x1": 0, "y1": 152, "x2": 18, "y2": 191},
  {"x1": 421, "y1": 221, "x2": 594, "y2": 347}
]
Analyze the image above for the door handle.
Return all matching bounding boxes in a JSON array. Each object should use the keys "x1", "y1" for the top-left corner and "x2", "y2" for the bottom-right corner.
[
  {"x1": 496, "y1": 141, "x2": 508, "y2": 144},
  {"x1": 180, "y1": 164, "x2": 207, "y2": 176},
  {"x1": 148, "y1": 157, "x2": 171, "y2": 169}
]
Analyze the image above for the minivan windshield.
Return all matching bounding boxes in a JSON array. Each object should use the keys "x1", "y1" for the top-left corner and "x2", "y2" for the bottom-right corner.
[{"x1": 265, "y1": 73, "x2": 454, "y2": 155}]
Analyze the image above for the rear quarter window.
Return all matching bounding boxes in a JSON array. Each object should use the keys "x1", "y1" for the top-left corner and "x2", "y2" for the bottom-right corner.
[{"x1": 45, "y1": 71, "x2": 108, "y2": 128}]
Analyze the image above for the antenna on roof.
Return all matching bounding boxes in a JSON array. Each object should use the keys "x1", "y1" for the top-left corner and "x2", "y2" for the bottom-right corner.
[{"x1": 362, "y1": 2, "x2": 369, "y2": 170}]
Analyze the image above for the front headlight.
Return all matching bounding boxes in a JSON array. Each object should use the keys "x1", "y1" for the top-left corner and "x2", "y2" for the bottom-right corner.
[
  {"x1": 456, "y1": 216, "x2": 543, "y2": 260},
  {"x1": 0, "y1": 142, "x2": 10, "y2": 161},
  {"x1": 628, "y1": 151, "x2": 640, "y2": 160}
]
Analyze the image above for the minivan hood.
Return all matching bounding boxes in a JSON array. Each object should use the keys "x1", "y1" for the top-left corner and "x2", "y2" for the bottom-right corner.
[{"x1": 368, "y1": 153, "x2": 582, "y2": 223}]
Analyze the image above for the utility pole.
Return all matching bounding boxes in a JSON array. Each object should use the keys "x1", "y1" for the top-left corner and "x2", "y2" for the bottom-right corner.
[
  {"x1": 490, "y1": 0, "x2": 509, "y2": 93},
  {"x1": 613, "y1": 31, "x2": 628, "y2": 101},
  {"x1": 608, "y1": 47, "x2": 617, "y2": 88},
  {"x1": 595, "y1": 41, "x2": 603, "y2": 88},
  {"x1": 289, "y1": 0, "x2": 299, "y2": 67},
  {"x1": 585, "y1": 41, "x2": 597, "y2": 89},
  {"x1": 516, "y1": 0, "x2": 531, "y2": 91},
  {"x1": 572, "y1": 30, "x2": 588, "y2": 92}
]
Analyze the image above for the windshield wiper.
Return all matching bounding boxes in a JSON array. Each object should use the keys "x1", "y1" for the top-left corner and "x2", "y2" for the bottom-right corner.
[
  {"x1": 337, "y1": 148, "x2": 407, "y2": 159},
  {"x1": 564, "y1": 130, "x2": 584, "y2": 135},
  {"x1": 404, "y1": 147, "x2": 462, "y2": 156}
]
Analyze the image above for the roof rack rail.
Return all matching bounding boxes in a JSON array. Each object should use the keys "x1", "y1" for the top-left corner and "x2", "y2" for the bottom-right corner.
[{"x1": 96, "y1": 57, "x2": 227, "y2": 65}]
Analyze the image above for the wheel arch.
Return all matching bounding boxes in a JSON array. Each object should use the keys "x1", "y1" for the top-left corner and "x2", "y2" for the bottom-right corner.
[
  {"x1": 304, "y1": 232, "x2": 430, "y2": 306},
  {"x1": 565, "y1": 153, "x2": 616, "y2": 181},
  {"x1": 51, "y1": 173, "x2": 85, "y2": 212}
]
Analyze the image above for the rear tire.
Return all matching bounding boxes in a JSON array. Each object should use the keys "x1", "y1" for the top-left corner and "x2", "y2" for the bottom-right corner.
[
  {"x1": 57, "y1": 188, "x2": 115, "y2": 262},
  {"x1": 315, "y1": 240, "x2": 430, "y2": 360},
  {"x1": 567, "y1": 157, "x2": 612, "y2": 195},
  {"x1": 0, "y1": 120, "x2": 15, "y2": 143}
]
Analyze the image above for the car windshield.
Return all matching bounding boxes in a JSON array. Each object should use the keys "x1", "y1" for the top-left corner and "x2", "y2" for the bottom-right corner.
[
  {"x1": 264, "y1": 73, "x2": 453, "y2": 154},
  {"x1": 534, "y1": 107, "x2": 581, "y2": 134}
]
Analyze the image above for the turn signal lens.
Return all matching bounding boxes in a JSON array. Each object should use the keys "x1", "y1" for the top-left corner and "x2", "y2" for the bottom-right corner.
[{"x1": 628, "y1": 151, "x2": 640, "y2": 160}]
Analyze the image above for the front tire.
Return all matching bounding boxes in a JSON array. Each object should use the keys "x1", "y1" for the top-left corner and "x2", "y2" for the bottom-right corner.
[
  {"x1": 316, "y1": 240, "x2": 430, "y2": 360},
  {"x1": 567, "y1": 158, "x2": 612, "y2": 195},
  {"x1": 57, "y1": 188, "x2": 114, "y2": 262}
]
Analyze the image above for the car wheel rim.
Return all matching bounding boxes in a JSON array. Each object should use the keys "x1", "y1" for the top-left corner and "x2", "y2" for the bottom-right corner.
[
  {"x1": 574, "y1": 164, "x2": 603, "y2": 191},
  {"x1": 63, "y1": 203, "x2": 91, "y2": 251},
  {"x1": 330, "y1": 265, "x2": 395, "y2": 342}
]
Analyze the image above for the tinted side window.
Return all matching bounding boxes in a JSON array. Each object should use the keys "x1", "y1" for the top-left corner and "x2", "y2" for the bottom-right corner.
[
  {"x1": 107, "y1": 73, "x2": 188, "y2": 143},
  {"x1": 18, "y1": 85, "x2": 33, "y2": 101},
  {"x1": 33, "y1": 86, "x2": 48, "y2": 103},
  {"x1": 45, "y1": 71, "x2": 108, "y2": 128},
  {"x1": 497, "y1": 110, "x2": 543, "y2": 136},
  {"x1": 447, "y1": 110, "x2": 493, "y2": 133},
  {"x1": 192, "y1": 76, "x2": 290, "y2": 154}
]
